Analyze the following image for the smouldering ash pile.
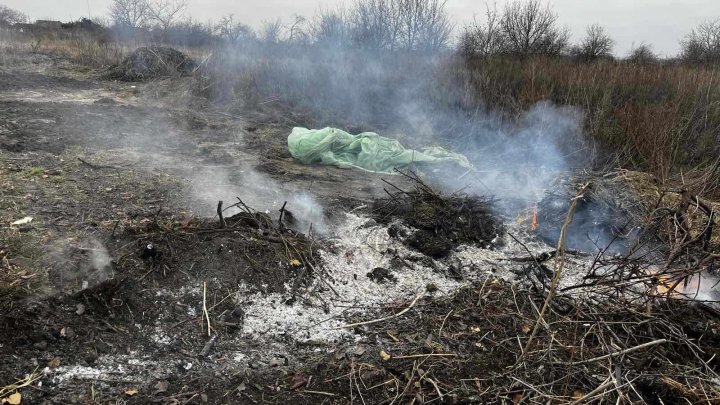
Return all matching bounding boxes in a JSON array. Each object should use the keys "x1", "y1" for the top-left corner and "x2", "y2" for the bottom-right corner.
[{"x1": 238, "y1": 212, "x2": 507, "y2": 345}]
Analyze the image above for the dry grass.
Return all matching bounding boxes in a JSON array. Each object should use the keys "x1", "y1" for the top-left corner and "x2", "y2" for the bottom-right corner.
[
  {"x1": 0, "y1": 28, "x2": 127, "y2": 67},
  {"x1": 202, "y1": 46, "x2": 720, "y2": 195},
  {"x1": 454, "y1": 56, "x2": 720, "y2": 189},
  {"x1": 3, "y1": 27, "x2": 718, "y2": 194}
]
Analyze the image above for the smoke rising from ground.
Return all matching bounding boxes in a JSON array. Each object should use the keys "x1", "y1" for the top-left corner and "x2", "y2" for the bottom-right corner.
[
  {"x1": 189, "y1": 164, "x2": 328, "y2": 235},
  {"x1": 208, "y1": 42, "x2": 590, "y2": 210},
  {"x1": 47, "y1": 238, "x2": 113, "y2": 293}
]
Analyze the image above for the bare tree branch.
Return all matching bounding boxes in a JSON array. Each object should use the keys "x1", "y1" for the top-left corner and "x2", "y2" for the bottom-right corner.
[
  {"x1": 573, "y1": 24, "x2": 614, "y2": 61},
  {"x1": 682, "y1": 19, "x2": 720, "y2": 64},
  {"x1": 0, "y1": 4, "x2": 29, "y2": 26},
  {"x1": 500, "y1": 0, "x2": 568, "y2": 57},
  {"x1": 215, "y1": 14, "x2": 254, "y2": 43},
  {"x1": 459, "y1": 3, "x2": 503, "y2": 57},
  {"x1": 146, "y1": 0, "x2": 186, "y2": 33}
]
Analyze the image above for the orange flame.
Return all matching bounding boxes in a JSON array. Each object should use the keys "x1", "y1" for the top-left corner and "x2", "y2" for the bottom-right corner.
[
  {"x1": 655, "y1": 273, "x2": 673, "y2": 295},
  {"x1": 649, "y1": 265, "x2": 716, "y2": 300},
  {"x1": 531, "y1": 207, "x2": 538, "y2": 231}
]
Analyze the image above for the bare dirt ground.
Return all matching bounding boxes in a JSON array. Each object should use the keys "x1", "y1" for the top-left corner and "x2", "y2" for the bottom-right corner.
[
  {"x1": 2, "y1": 50, "x2": 720, "y2": 405},
  {"x1": 0, "y1": 51, "x2": 418, "y2": 404}
]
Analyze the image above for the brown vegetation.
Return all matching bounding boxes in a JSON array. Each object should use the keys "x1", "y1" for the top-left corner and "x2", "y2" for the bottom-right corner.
[{"x1": 453, "y1": 55, "x2": 720, "y2": 191}]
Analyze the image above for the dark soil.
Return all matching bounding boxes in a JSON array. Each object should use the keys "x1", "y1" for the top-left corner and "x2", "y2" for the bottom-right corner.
[
  {"x1": 0, "y1": 70, "x2": 97, "y2": 92},
  {"x1": 366, "y1": 267, "x2": 396, "y2": 283}
]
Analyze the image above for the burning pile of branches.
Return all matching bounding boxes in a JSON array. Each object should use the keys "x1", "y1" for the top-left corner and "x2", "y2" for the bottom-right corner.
[
  {"x1": 563, "y1": 199, "x2": 719, "y2": 304},
  {"x1": 536, "y1": 170, "x2": 654, "y2": 255},
  {"x1": 532, "y1": 171, "x2": 719, "y2": 304},
  {"x1": 371, "y1": 171, "x2": 504, "y2": 258}
]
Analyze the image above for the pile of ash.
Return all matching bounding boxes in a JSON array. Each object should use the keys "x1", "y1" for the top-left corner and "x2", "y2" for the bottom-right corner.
[
  {"x1": 371, "y1": 171, "x2": 504, "y2": 258},
  {"x1": 103, "y1": 46, "x2": 197, "y2": 82}
]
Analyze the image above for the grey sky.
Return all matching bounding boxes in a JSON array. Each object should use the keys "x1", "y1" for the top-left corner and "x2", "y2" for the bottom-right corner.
[{"x1": 4, "y1": 0, "x2": 718, "y2": 56}]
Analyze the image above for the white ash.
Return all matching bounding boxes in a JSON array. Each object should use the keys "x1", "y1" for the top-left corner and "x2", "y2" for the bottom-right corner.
[
  {"x1": 237, "y1": 213, "x2": 608, "y2": 347},
  {"x1": 239, "y1": 213, "x2": 506, "y2": 345},
  {"x1": 154, "y1": 285, "x2": 201, "y2": 298},
  {"x1": 151, "y1": 325, "x2": 174, "y2": 345},
  {"x1": 47, "y1": 354, "x2": 170, "y2": 385}
]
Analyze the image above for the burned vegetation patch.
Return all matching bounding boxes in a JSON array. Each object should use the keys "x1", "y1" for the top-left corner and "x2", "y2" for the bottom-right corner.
[
  {"x1": 122, "y1": 201, "x2": 320, "y2": 294},
  {"x1": 371, "y1": 171, "x2": 504, "y2": 258},
  {"x1": 267, "y1": 281, "x2": 720, "y2": 404}
]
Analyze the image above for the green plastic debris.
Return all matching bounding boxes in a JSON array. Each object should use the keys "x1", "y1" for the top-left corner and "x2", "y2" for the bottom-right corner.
[{"x1": 287, "y1": 127, "x2": 472, "y2": 174}]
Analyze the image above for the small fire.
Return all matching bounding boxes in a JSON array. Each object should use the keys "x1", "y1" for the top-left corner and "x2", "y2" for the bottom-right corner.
[
  {"x1": 655, "y1": 273, "x2": 673, "y2": 295},
  {"x1": 648, "y1": 265, "x2": 681, "y2": 296},
  {"x1": 531, "y1": 207, "x2": 538, "y2": 232},
  {"x1": 649, "y1": 265, "x2": 718, "y2": 300}
]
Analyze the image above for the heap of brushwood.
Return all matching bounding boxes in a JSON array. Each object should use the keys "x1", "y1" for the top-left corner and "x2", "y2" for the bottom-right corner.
[
  {"x1": 372, "y1": 171, "x2": 504, "y2": 258},
  {"x1": 287, "y1": 278, "x2": 720, "y2": 404},
  {"x1": 104, "y1": 46, "x2": 197, "y2": 82},
  {"x1": 536, "y1": 170, "x2": 652, "y2": 255}
]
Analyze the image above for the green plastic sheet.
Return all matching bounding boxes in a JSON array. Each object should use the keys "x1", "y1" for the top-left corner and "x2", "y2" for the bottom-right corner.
[{"x1": 287, "y1": 127, "x2": 472, "y2": 174}]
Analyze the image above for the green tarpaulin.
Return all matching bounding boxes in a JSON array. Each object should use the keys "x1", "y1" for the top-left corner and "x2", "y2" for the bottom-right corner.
[{"x1": 287, "y1": 127, "x2": 472, "y2": 174}]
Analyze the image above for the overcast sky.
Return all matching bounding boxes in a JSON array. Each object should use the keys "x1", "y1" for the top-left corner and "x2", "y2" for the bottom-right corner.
[{"x1": 3, "y1": 0, "x2": 717, "y2": 56}]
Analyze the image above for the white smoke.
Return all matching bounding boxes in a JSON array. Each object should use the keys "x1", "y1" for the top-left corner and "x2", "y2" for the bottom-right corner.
[
  {"x1": 47, "y1": 238, "x2": 113, "y2": 293},
  {"x1": 188, "y1": 163, "x2": 328, "y2": 234}
]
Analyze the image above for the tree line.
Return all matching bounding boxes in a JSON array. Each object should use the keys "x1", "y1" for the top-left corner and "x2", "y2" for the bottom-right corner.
[
  {"x1": 3, "y1": 0, "x2": 720, "y2": 64},
  {"x1": 458, "y1": 1, "x2": 720, "y2": 64}
]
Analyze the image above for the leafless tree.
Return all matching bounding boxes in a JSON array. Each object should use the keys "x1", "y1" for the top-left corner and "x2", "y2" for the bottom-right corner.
[
  {"x1": 500, "y1": 0, "x2": 568, "y2": 57},
  {"x1": 146, "y1": 0, "x2": 186, "y2": 33},
  {"x1": 260, "y1": 19, "x2": 283, "y2": 44},
  {"x1": 109, "y1": 0, "x2": 148, "y2": 28},
  {"x1": 395, "y1": 0, "x2": 452, "y2": 51},
  {"x1": 215, "y1": 14, "x2": 253, "y2": 43},
  {"x1": 285, "y1": 14, "x2": 308, "y2": 44},
  {"x1": 350, "y1": 0, "x2": 401, "y2": 50},
  {"x1": 574, "y1": 24, "x2": 614, "y2": 61},
  {"x1": 310, "y1": 8, "x2": 351, "y2": 46},
  {"x1": 349, "y1": 0, "x2": 451, "y2": 51},
  {"x1": 627, "y1": 43, "x2": 658, "y2": 64},
  {"x1": 681, "y1": 19, "x2": 720, "y2": 64},
  {"x1": 459, "y1": 3, "x2": 503, "y2": 57},
  {"x1": 0, "y1": 4, "x2": 29, "y2": 26}
]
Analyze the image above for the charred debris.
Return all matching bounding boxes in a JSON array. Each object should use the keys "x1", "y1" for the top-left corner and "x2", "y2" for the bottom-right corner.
[
  {"x1": 372, "y1": 170, "x2": 505, "y2": 258},
  {"x1": 125, "y1": 197, "x2": 322, "y2": 297}
]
